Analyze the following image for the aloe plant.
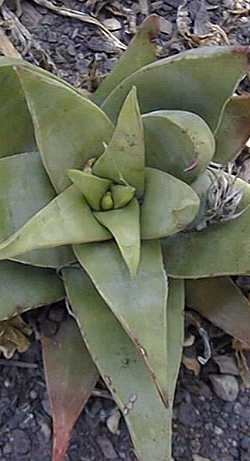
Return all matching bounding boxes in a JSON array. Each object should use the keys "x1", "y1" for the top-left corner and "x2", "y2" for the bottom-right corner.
[{"x1": 0, "y1": 15, "x2": 250, "y2": 461}]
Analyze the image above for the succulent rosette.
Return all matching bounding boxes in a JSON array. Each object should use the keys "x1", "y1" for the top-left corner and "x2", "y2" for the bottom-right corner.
[{"x1": 0, "y1": 15, "x2": 250, "y2": 461}]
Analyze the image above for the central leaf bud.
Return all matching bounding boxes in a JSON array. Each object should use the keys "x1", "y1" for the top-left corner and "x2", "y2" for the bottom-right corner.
[
  {"x1": 99, "y1": 184, "x2": 136, "y2": 211},
  {"x1": 101, "y1": 191, "x2": 114, "y2": 210},
  {"x1": 68, "y1": 168, "x2": 136, "y2": 212}
]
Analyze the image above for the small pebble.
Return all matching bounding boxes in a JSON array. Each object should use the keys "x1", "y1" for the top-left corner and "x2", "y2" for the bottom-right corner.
[
  {"x1": 178, "y1": 402, "x2": 199, "y2": 426},
  {"x1": 97, "y1": 436, "x2": 118, "y2": 459},
  {"x1": 209, "y1": 375, "x2": 239, "y2": 402},
  {"x1": 213, "y1": 355, "x2": 240, "y2": 376},
  {"x1": 30, "y1": 390, "x2": 38, "y2": 400},
  {"x1": 240, "y1": 435, "x2": 250, "y2": 451},
  {"x1": 103, "y1": 18, "x2": 121, "y2": 31},
  {"x1": 11, "y1": 429, "x2": 31, "y2": 455},
  {"x1": 3, "y1": 444, "x2": 12, "y2": 455},
  {"x1": 214, "y1": 426, "x2": 224, "y2": 435}
]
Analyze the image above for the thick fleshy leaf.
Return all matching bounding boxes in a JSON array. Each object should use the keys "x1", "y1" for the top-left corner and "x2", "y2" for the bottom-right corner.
[
  {"x1": 214, "y1": 95, "x2": 250, "y2": 163},
  {"x1": 68, "y1": 169, "x2": 111, "y2": 211},
  {"x1": 111, "y1": 184, "x2": 135, "y2": 209},
  {"x1": 102, "y1": 46, "x2": 249, "y2": 130},
  {"x1": 186, "y1": 277, "x2": 250, "y2": 346},
  {"x1": 16, "y1": 66, "x2": 113, "y2": 193},
  {"x1": 0, "y1": 152, "x2": 54, "y2": 241},
  {"x1": 141, "y1": 168, "x2": 200, "y2": 239},
  {"x1": 167, "y1": 278, "x2": 185, "y2": 406},
  {"x1": 74, "y1": 240, "x2": 169, "y2": 404},
  {"x1": 0, "y1": 186, "x2": 111, "y2": 261},
  {"x1": 95, "y1": 199, "x2": 140, "y2": 276},
  {"x1": 93, "y1": 88, "x2": 145, "y2": 197},
  {"x1": 143, "y1": 110, "x2": 215, "y2": 183},
  {"x1": 0, "y1": 260, "x2": 64, "y2": 320},
  {"x1": 11, "y1": 247, "x2": 75, "y2": 269},
  {"x1": 63, "y1": 266, "x2": 173, "y2": 461},
  {"x1": 0, "y1": 152, "x2": 74, "y2": 267},
  {"x1": 0, "y1": 63, "x2": 35, "y2": 156},
  {"x1": 162, "y1": 177, "x2": 250, "y2": 278},
  {"x1": 42, "y1": 317, "x2": 98, "y2": 461},
  {"x1": 93, "y1": 15, "x2": 160, "y2": 105}
]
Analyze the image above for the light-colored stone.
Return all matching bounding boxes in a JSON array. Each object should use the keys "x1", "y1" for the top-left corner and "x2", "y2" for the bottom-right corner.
[
  {"x1": 213, "y1": 355, "x2": 239, "y2": 376},
  {"x1": 103, "y1": 18, "x2": 122, "y2": 31},
  {"x1": 209, "y1": 374, "x2": 239, "y2": 402}
]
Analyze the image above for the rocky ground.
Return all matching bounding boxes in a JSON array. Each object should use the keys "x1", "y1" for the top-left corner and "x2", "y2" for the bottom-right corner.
[{"x1": 0, "y1": 0, "x2": 250, "y2": 460}]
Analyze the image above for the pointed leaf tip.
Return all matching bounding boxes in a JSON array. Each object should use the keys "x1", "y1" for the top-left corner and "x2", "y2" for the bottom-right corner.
[
  {"x1": 103, "y1": 46, "x2": 249, "y2": 130},
  {"x1": 94, "y1": 198, "x2": 140, "y2": 277},
  {"x1": 93, "y1": 87, "x2": 145, "y2": 197},
  {"x1": 74, "y1": 240, "x2": 169, "y2": 403},
  {"x1": 93, "y1": 15, "x2": 160, "y2": 105},
  {"x1": 63, "y1": 266, "x2": 173, "y2": 461}
]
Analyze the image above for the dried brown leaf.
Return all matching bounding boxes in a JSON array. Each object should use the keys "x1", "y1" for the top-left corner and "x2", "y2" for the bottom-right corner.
[
  {"x1": 0, "y1": 316, "x2": 32, "y2": 359},
  {"x1": 42, "y1": 318, "x2": 98, "y2": 461},
  {"x1": 182, "y1": 355, "x2": 201, "y2": 376},
  {"x1": 233, "y1": 339, "x2": 250, "y2": 388}
]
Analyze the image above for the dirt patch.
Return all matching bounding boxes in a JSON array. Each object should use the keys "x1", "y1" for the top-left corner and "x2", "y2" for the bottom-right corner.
[{"x1": 1, "y1": 311, "x2": 250, "y2": 461}]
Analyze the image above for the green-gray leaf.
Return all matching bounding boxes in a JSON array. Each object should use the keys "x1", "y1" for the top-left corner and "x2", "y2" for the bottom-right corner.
[
  {"x1": 63, "y1": 266, "x2": 173, "y2": 461},
  {"x1": 93, "y1": 15, "x2": 160, "y2": 105},
  {"x1": 214, "y1": 95, "x2": 250, "y2": 163},
  {"x1": 167, "y1": 278, "x2": 184, "y2": 406},
  {"x1": 93, "y1": 87, "x2": 145, "y2": 197},
  {"x1": 102, "y1": 46, "x2": 249, "y2": 131},
  {"x1": 0, "y1": 152, "x2": 73, "y2": 267},
  {"x1": 111, "y1": 184, "x2": 135, "y2": 209},
  {"x1": 0, "y1": 260, "x2": 64, "y2": 320},
  {"x1": 143, "y1": 110, "x2": 215, "y2": 183},
  {"x1": 94, "y1": 198, "x2": 140, "y2": 276},
  {"x1": 16, "y1": 65, "x2": 113, "y2": 193},
  {"x1": 0, "y1": 186, "x2": 111, "y2": 261},
  {"x1": 162, "y1": 178, "x2": 250, "y2": 277},
  {"x1": 0, "y1": 64, "x2": 35, "y2": 156},
  {"x1": 68, "y1": 169, "x2": 111, "y2": 211},
  {"x1": 74, "y1": 240, "x2": 169, "y2": 404},
  {"x1": 186, "y1": 277, "x2": 250, "y2": 346},
  {"x1": 141, "y1": 168, "x2": 200, "y2": 239}
]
